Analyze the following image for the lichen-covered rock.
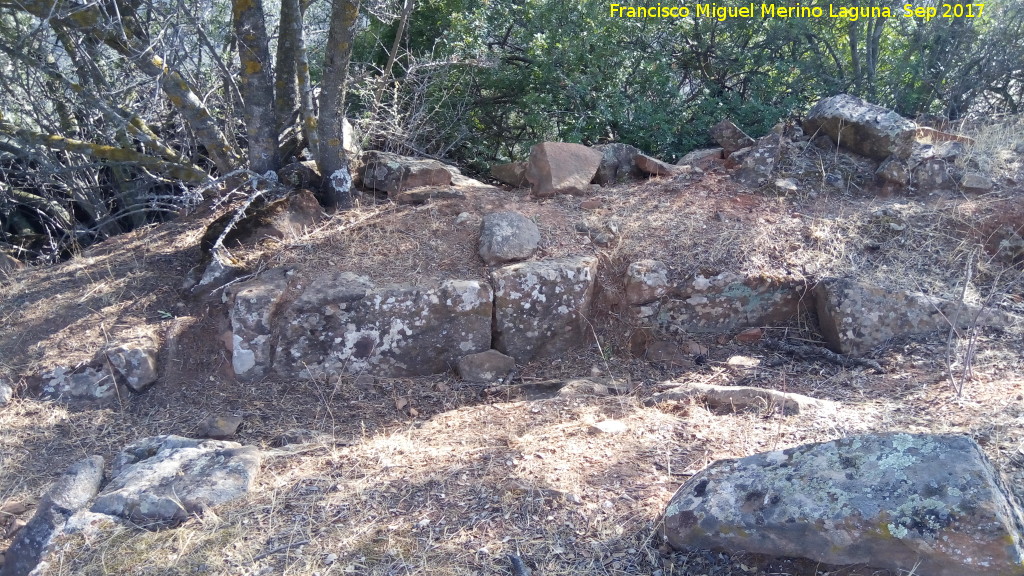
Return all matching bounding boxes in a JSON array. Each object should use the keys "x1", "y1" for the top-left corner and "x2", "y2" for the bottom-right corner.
[
  {"x1": 479, "y1": 211, "x2": 541, "y2": 265},
  {"x1": 651, "y1": 272, "x2": 807, "y2": 333},
  {"x1": 456, "y1": 349, "x2": 516, "y2": 382},
  {"x1": 41, "y1": 366, "x2": 126, "y2": 408},
  {"x1": 591, "y1": 143, "x2": 643, "y2": 185},
  {"x1": 492, "y1": 256, "x2": 598, "y2": 363},
  {"x1": 91, "y1": 435, "x2": 260, "y2": 527},
  {"x1": 734, "y1": 133, "x2": 783, "y2": 188},
  {"x1": 526, "y1": 142, "x2": 603, "y2": 197},
  {"x1": 361, "y1": 151, "x2": 452, "y2": 194},
  {"x1": 710, "y1": 119, "x2": 754, "y2": 154},
  {"x1": 227, "y1": 268, "x2": 292, "y2": 381},
  {"x1": 101, "y1": 344, "x2": 158, "y2": 392},
  {"x1": 815, "y1": 278, "x2": 1019, "y2": 355},
  {"x1": 275, "y1": 274, "x2": 492, "y2": 378},
  {"x1": 677, "y1": 147, "x2": 723, "y2": 168},
  {"x1": 490, "y1": 162, "x2": 529, "y2": 187},
  {"x1": 961, "y1": 171, "x2": 995, "y2": 193},
  {"x1": 0, "y1": 376, "x2": 12, "y2": 405},
  {"x1": 803, "y1": 94, "x2": 917, "y2": 160},
  {"x1": 2, "y1": 456, "x2": 104, "y2": 576},
  {"x1": 662, "y1": 433, "x2": 1024, "y2": 576},
  {"x1": 625, "y1": 259, "x2": 670, "y2": 305},
  {"x1": 876, "y1": 156, "x2": 910, "y2": 185}
]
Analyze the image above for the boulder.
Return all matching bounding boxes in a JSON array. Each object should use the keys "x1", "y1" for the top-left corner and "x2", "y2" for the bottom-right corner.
[
  {"x1": 677, "y1": 147, "x2": 723, "y2": 168},
  {"x1": 227, "y1": 268, "x2": 292, "y2": 382},
  {"x1": 361, "y1": 151, "x2": 452, "y2": 194},
  {"x1": 277, "y1": 160, "x2": 323, "y2": 191},
  {"x1": 1, "y1": 456, "x2": 104, "y2": 576},
  {"x1": 876, "y1": 156, "x2": 911, "y2": 186},
  {"x1": 710, "y1": 120, "x2": 755, "y2": 154},
  {"x1": 961, "y1": 171, "x2": 995, "y2": 193},
  {"x1": 41, "y1": 365, "x2": 127, "y2": 408},
  {"x1": 651, "y1": 272, "x2": 808, "y2": 333},
  {"x1": 274, "y1": 274, "x2": 493, "y2": 378},
  {"x1": 591, "y1": 143, "x2": 643, "y2": 185},
  {"x1": 91, "y1": 435, "x2": 261, "y2": 527},
  {"x1": 492, "y1": 256, "x2": 598, "y2": 363},
  {"x1": 526, "y1": 142, "x2": 603, "y2": 197},
  {"x1": 100, "y1": 343, "x2": 158, "y2": 392},
  {"x1": 662, "y1": 433, "x2": 1024, "y2": 576},
  {"x1": 634, "y1": 154, "x2": 676, "y2": 176},
  {"x1": 814, "y1": 278, "x2": 1018, "y2": 355},
  {"x1": 478, "y1": 211, "x2": 541, "y2": 265},
  {"x1": 803, "y1": 94, "x2": 917, "y2": 160},
  {"x1": 734, "y1": 133, "x2": 784, "y2": 188},
  {"x1": 490, "y1": 162, "x2": 529, "y2": 187},
  {"x1": 198, "y1": 413, "x2": 243, "y2": 439},
  {"x1": 456, "y1": 350, "x2": 516, "y2": 382},
  {"x1": 625, "y1": 259, "x2": 670, "y2": 305}
]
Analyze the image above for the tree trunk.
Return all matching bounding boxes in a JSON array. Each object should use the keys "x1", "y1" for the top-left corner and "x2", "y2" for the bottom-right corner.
[
  {"x1": 296, "y1": 0, "x2": 320, "y2": 163},
  {"x1": 233, "y1": 0, "x2": 280, "y2": 174},
  {"x1": 275, "y1": 0, "x2": 302, "y2": 147},
  {"x1": 316, "y1": 0, "x2": 361, "y2": 209}
]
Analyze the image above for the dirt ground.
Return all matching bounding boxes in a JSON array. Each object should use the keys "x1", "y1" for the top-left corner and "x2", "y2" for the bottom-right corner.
[{"x1": 1, "y1": 123, "x2": 1023, "y2": 575}]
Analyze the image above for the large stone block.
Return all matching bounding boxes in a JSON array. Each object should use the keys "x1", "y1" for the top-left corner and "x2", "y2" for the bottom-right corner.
[
  {"x1": 526, "y1": 142, "x2": 603, "y2": 197},
  {"x1": 804, "y1": 94, "x2": 917, "y2": 160},
  {"x1": 710, "y1": 119, "x2": 754, "y2": 154},
  {"x1": 275, "y1": 274, "x2": 492, "y2": 378},
  {"x1": 361, "y1": 151, "x2": 452, "y2": 194},
  {"x1": 662, "y1": 433, "x2": 1024, "y2": 576},
  {"x1": 492, "y1": 256, "x2": 598, "y2": 363},
  {"x1": 651, "y1": 272, "x2": 808, "y2": 333},
  {"x1": 591, "y1": 143, "x2": 643, "y2": 185},
  {"x1": 814, "y1": 278, "x2": 1018, "y2": 355},
  {"x1": 227, "y1": 268, "x2": 292, "y2": 381}
]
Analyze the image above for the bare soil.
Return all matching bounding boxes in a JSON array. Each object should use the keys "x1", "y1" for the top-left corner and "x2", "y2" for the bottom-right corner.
[{"x1": 1, "y1": 125, "x2": 1023, "y2": 575}]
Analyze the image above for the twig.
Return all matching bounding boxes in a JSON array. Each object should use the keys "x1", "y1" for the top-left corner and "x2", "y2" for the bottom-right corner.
[{"x1": 946, "y1": 249, "x2": 974, "y2": 397}]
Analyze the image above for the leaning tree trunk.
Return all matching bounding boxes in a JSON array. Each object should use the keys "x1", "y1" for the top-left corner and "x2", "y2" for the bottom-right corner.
[
  {"x1": 233, "y1": 0, "x2": 280, "y2": 174},
  {"x1": 275, "y1": 0, "x2": 302, "y2": 155},
  {"x1": 316, "y1": 0, "x2": 361, "y2": 209},
  {"x1": 295, "y1": 0, "x2": 320, "y2": 163}
]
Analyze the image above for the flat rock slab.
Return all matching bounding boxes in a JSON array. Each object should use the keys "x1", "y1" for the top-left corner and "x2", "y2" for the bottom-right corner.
[
  {"x1": 815, "y1": 278, "x2": 1019, "y2": 355},
  {"x1": 275, "y1": 274, "x2": 493, "y2": 378},
  {"x1": 650, "y1": 272, "x2": 808, "y2": 333},
  {"x1": 2, "y1": 456, "x2": 104, "y2": 576},
  {"x1": 40, "y1": 366, "x2": 127, "y2": 408},
  {"x1": 803, "y1": 94, "x2": 917, "y2": 160},
  {"x1": 91, "y1": 435, "x2": 260, "y2": 527},
  {"x1": 490, "y1": 162, "x2": 529, "y2": 187},
  {"x1": 361, "y1": 151, "x2": 452, "y2": 194},
  {"x1": 646, "y1": 381, "x2": 836, "y2": 416},
  {"x1": 526, "y1": 142, "x2": 602, "y2": 197},
  {"x1": 492, "y1": 255, "x2": 598, "y2": 363},
  {"x1": 635, "y1": 154, "x2": 676, "y2": 176},
  {"x1": 662, "y1": 433, "x2": 1024, "y2": 576}
]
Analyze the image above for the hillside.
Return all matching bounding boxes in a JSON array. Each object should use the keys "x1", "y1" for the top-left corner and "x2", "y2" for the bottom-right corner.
[{"x1": 1, "y1": 114, "x2": 1024, "y2": 575}]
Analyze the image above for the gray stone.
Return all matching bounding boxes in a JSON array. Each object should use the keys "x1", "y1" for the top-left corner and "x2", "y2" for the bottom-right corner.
[
  {"x1": 625, "y1": 259, "x2": 670, "y2": 305},
  {"x1": 814, "y1": 278, "x2": 1019, "y2": 355},
  {"x1": 41, "y1": 366, "x2": 127, "y2": 408},
  {"x1": 961, "y1": 171, "x2": 995, "y2": 193},
  {"x1": 647, "y1": 381, "x2": 836, "y2": 416},
  {"x1": 734, "y1": 133, "x2": 783, "y2": 188},
  {"x1": 390, "y1": 186, "x2": 464, "y2": 205},
  {"x1": 101, "y1": 344, "x2": 158, "y2": 392},
  {"x1": 876, "y1": 156, "x2": 910, "y2": 185},
  {"x1": 277, "y1": 160, "x2": 323, "y2": 191},
  {"x1": 91, "y1": 435, "x2": 261, "y2": 527},
  {"x1": 274, "y1": 274, "x2": 493, "y2": 378},
  {"x1": 361, "y1": 151, "x2": 452, "y2": 194},
  {"x1": 195, "y1": 249, "x2": 244, "y2": 291},
  {"x1": 803, "y1": 94, "x2": 917, "y2": 160},
  {"x1": 198, "y1": 413, "x2": 243, "y2": 439},
  {"x1": 526, "y1": 142, "x2": 603, "y2": 197},
  {"x1": 2, "y1": 456, "x2": 104, "y2": 576},
  {"x1": 227, "y1": 268, "x2": 292, "y2": 382},
  {"x1": 25, "y1": 511, "x2": 125, "y2": 576},
  {"x1": 653, "y1": 272, "x2": 808, "y2": 333},
  {"x1": 677, "y1": 148, "x2": 723, "y2": 168},
  {"x1": 492, "y1": 256, "x2": 598, "y2": 363},
  {"x1": 662, "y1": 433, "x2": 1024, "y2": 576},
  {"x1": 914, "y1": 158, "x2": 954, "y2": 192},
  {"x1": 479, "y1": 211, "x2": 541, "y2": 265},
  {"x1": 456, "y1": 349, "x2": 516, "y2": 382},
  {"x1": 0, "y1": 377, "x2": 12, "y2": 405},
  {"x1": 591, "y1": 143, "x2": 643, "y2": 185},
  {"x1": 490, "y1": 162, "x2": 529, "y2": 187},
  {"x1": 710, "y1": 119, "x2": 755, "y2": 154}
]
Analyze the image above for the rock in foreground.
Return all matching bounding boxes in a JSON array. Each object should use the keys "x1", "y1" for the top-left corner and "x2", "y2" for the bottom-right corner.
[{"x1": 662, "y1": 433, "x2": 1024, "y2": 576}]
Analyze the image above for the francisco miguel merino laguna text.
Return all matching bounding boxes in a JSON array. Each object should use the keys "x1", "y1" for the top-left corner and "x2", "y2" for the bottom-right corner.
[{"x1": 608, "y1": 3, "x2": 985, "y2": 22}]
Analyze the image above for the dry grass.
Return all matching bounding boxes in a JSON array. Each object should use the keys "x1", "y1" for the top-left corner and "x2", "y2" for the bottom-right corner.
[{"x1": 1, "y1": 127, "x2": 1023, "y2": 575}]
